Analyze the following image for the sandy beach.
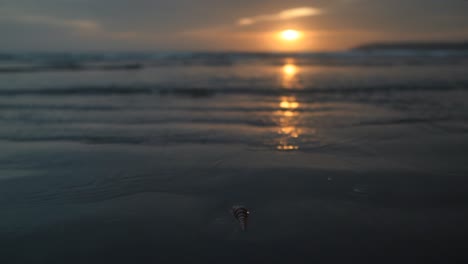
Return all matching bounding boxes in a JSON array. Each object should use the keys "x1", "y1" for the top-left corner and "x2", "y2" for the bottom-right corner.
[{"x1": 1, "y1": 52, "x2": 468, "y2": 263}]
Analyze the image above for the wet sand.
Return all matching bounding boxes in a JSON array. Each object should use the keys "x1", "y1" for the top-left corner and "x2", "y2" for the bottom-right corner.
[{"x1": 1, "y1": 53, "x2": 468, "y2": 263}]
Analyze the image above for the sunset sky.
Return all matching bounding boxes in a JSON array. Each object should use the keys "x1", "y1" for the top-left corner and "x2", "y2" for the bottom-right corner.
[{"x1": 1, "y1": 0, "x2": 468, "y2": 51}]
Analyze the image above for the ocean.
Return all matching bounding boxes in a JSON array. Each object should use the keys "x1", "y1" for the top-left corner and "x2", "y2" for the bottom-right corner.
[{"x1": 1, "y1": 51, "x2": 468, "y2": 263}]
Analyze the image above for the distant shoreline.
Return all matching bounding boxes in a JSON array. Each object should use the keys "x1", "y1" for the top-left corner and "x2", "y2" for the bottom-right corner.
[{"x1": 353, "y1": 41, "x2": 468, "y2": 51}]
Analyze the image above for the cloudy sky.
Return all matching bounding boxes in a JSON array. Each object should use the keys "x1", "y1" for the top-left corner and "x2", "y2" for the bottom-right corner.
[{"x1": 1, "y1": 0, "x2": 467, "y2": 51}]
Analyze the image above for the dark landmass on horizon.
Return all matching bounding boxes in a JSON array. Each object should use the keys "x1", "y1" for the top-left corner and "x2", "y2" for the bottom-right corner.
[{"x1": 353, "y1": 41, "x2": 468, "y2": 51}]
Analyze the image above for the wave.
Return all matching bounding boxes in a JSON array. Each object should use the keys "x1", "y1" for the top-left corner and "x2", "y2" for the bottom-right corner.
[
  {"x1": 0, "y1": 63, "x2": 144, "y2": 74},
  {"x1": 0, "y1": 103, "x2": 340, "y2": 114},
  {"x1": 0, "y1": 86, "x2": 152, "y2": 96},
  {"x1": 354, "y1": 117, "x2": 456, "y2": 126},
  {"x1": 0, "y1": 82, "x2": 466, "y2": 97},
  {"x1": 0, "y1": 116, "x2": 280, "y2": 127},
  {"x1": 0, "y1": 133, "x2": 258, "y2": 146},
  {"x1": 0, "y1": 104, "x2": 119, "y2": 111},
  {"x1": 1, "y1": 51, "x2": 468, "y2": 74}
]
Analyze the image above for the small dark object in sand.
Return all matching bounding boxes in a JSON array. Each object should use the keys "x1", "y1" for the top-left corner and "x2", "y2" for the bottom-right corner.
[{"x1": 231, "y1": 205, "x2": 250, "y2": 231}]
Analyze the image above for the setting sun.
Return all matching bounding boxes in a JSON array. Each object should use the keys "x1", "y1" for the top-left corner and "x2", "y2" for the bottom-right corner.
[{"x1": 281, "y1": 29, "x2": 301, "y2": 41}]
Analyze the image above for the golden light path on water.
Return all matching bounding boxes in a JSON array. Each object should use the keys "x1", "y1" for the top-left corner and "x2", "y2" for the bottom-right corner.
[
  {"x1": 276, "y1": 95, "x2": 302, "y2": 151},
  {"x1": 281, "y1": 62, "x2": 301, "y2": 89},
  {"x1": 283, "y1": 64, "x2": 297, "y2": 77},
  {"x1": 275, "y1": 59, "x2": 304, "y2": 151}
]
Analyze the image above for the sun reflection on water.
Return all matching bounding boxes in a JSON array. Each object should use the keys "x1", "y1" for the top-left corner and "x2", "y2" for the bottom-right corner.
[
  {"x1": 281, "y1": 60, "x2": 302, "y2": 89},
  {"x1": 275, "y1": 95, "x2": 302, "y2": 151},
  {"x1": 279, "y1": 99, "x2": 299, "y2": 109},
  {"x1": 270, "y1": 60, "x2": 317, "y2": 151},
  {"x1": 283, "y1": 64, "x2": 297, "y2": 76},
  {"x1": 261, "y1": 59, "x2": 309, "y2": 151}
]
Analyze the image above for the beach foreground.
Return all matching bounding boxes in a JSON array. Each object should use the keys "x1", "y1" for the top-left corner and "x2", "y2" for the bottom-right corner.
[{"x1": 1, "y1": 52, "x2": 468, "y2": 263}]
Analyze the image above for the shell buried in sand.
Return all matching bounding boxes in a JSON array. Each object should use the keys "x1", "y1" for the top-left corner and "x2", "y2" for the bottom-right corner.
[{"x1": 231, "y1": 206, "x2": 250, "y2": 231}]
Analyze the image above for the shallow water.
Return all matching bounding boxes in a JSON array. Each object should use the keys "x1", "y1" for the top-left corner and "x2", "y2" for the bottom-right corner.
[{"x1": 1, "y1": 52, "x2": 468, "y2": 263}]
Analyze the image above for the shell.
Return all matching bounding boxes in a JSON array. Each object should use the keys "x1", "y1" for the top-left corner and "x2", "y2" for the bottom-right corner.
[{"x1": 231, "y1": 205, "x2": 250, "y2": 231}]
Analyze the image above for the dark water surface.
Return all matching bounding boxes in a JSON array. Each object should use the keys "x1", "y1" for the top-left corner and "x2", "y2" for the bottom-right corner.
[{"x1": 1, "y1": 52, "x2": 468, "y2": 263}]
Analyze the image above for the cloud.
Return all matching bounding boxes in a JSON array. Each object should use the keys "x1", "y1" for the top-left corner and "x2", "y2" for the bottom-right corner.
[
  {"x1": 0, "y1": 9, "x2": 103, "y2": 35},
  {"x1": 238, "y1": 7, "x2": 323, "y2": 26},
  {"x1": 13, "y1": 15, "x2": 102, "y2": 34},
  {"x1": 0, "y1": 12, "x2": 140, "y2": 40}
]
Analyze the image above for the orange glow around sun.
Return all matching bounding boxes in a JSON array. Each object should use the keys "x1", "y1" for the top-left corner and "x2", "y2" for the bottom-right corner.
[{"x1": 281, "y1": 29, "x2": 301, "y2": 41}]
